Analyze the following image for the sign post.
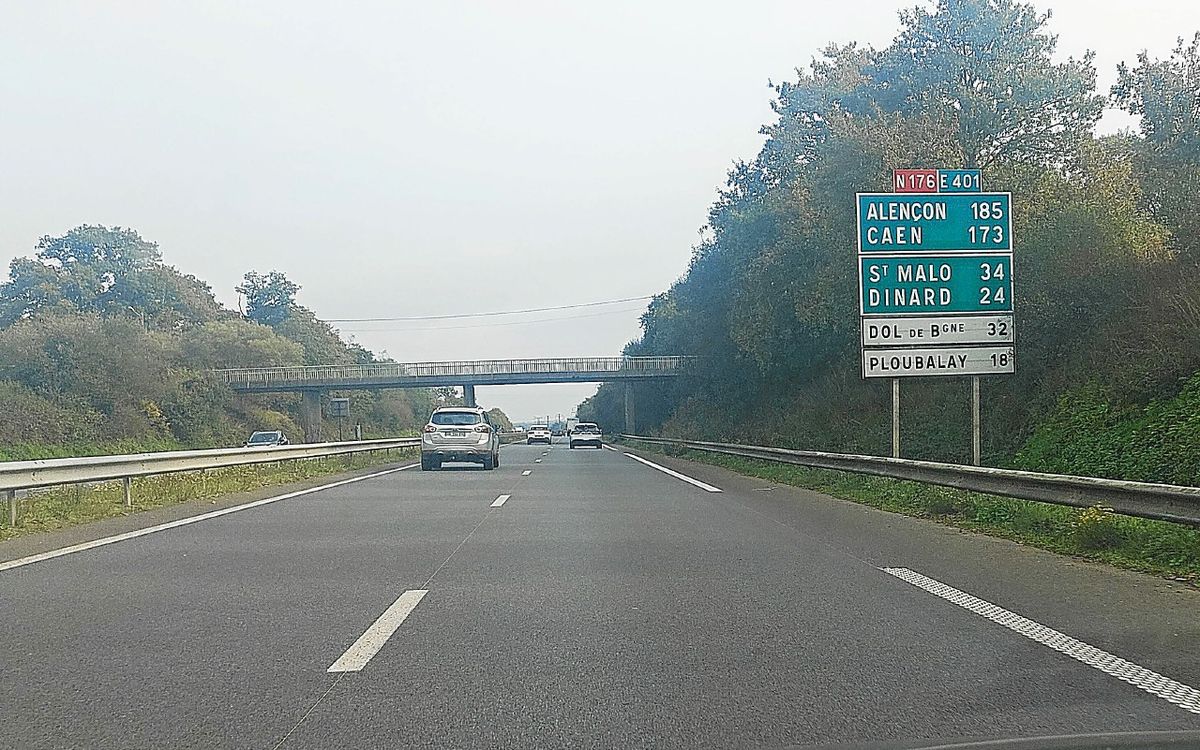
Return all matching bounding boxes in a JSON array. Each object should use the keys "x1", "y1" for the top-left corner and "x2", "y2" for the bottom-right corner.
[
  {"x1": 972, "y1": 376, "x2": 981, "y2": 466},
  {"x1": 892, "y1": 378, "x2": 900, "y2": 459},
  {"x1": 329, "y1": 398, "x2": 351, "y2": 442},
  {"x1": 857, "y1": 168, "x2": 1014, "y2": 460}
]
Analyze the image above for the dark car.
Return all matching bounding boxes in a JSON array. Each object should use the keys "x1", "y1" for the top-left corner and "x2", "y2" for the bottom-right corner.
[{"x1": 244, "y1": 430, "x2": 289, "y2": 447}]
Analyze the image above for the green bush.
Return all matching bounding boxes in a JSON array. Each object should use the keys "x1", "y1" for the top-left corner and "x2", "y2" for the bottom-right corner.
[
  {"x1": 1017, "y1": 375, "x2": 1200, "y2": 485},
  {"x1": 1071, "y1": 504, "x2": 1125, "y2": 550}
]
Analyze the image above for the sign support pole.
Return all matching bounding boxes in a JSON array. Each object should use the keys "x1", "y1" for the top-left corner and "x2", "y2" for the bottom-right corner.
[
  {"x1": 971, "y1": 376, "x2": 981, "y2": 466},
  {"x1": 891, "y1": 378, "x2": 900, "y2": 458}
]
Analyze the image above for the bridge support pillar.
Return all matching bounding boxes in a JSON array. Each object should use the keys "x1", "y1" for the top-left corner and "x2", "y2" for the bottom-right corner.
[
  {"x1": 463, "y1": 384, "x2": 477, "y2": 407},
  {"x1": 300, "y1": 390, "x2": 323, "y2": 443},
  {"x1": 624, "y1": 383, "x2": 635, "y2": 435}
]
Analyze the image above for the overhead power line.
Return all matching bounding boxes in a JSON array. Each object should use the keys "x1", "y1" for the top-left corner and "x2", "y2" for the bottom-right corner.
[
  {"x1": 335, "y1": 305, "x2": 648, "y2": 333},
  {"x1": 325, "y1": 294, "x2": 655, "y2": 323}
]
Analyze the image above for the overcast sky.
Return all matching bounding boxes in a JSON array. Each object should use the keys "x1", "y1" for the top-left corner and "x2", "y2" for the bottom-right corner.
[{"x1": 2, "y1": 1, "x2": 1197, "y2": 422}]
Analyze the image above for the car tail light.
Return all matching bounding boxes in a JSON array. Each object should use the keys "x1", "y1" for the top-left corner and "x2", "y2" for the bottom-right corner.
[
  {"x1": 424, "y1": 424, "x2": 438, "y2": 433},
  {"x1": 473, "y1": 424, "x2": 492, "y2": 433}
]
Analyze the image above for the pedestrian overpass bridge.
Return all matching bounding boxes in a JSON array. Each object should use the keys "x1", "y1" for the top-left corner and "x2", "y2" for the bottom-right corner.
[{"x1": 214, "y1": 356, "x2": 689, "y2": 441}]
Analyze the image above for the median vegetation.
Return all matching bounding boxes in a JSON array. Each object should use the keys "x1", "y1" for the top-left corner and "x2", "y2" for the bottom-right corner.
[
  {"x1": 625, "y1": 440, "x2": 1200, "y2": 583},
  {"x1": 0, "y1": 450, "x2": 415, "y2": 542}
]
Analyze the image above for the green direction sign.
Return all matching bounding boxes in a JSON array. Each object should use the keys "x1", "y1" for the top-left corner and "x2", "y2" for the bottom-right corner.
[
  {"x1": 857, "y1": 192, "x2": 1011, "y2": 253},
  {"x1": 860, "y1": 254, "x2": 1013, "y2": 314}
]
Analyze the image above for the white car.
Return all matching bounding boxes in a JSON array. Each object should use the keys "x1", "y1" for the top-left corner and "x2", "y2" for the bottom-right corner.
[
  {"x1": 421, "y1": 407, "x2": 501, "y2": 470},
  {"x1": 527, "y1": 425, "x2": 552, "y2": 444},
  {"x1": 569, "y1": 423, "x2": 602, "y2": 449}
]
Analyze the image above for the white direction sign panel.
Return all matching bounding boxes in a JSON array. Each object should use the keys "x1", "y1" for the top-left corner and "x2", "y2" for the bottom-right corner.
[
  {"x1": 861, "y1": 314, "x2": 1014, "y2": 346},
  {"x1": 862, "y1": 346, "x2": 1014, "y2": 378}
]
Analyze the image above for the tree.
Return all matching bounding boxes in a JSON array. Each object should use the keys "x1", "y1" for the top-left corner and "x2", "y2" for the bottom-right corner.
[
  {"x1": 1114, "y1": 33, "x2": 1200, "y2": 161},
  {"x1": 0, "y1": 225, "x2": 225, "y2": 328},
  {"x1": 180, "y1": 319, "x2": 304, "y2": 369},
  {"x1": 865, "y1": 0, "x2": 1104, "y2": 168},
  {"x1": 236, "y1": 271, "x2": 300, "y2": 327},
  {"x1": 0, "y1": 230, "x2": 433, "y2": 452},
  {"x1": 485, "y1": 408, "x2": 513, "y2": 431},
  {"x1": 1113, "y1": 32, "x2": 1200, "y2": 260}
]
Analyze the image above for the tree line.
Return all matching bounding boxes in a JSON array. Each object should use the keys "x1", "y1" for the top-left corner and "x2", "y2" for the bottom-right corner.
[
  {"x1": 578, "y1": 0, "x2": 1200, "y2": 484},
  {"x1": 0, "y1": 226, "x2": 458, "y2": 458}
]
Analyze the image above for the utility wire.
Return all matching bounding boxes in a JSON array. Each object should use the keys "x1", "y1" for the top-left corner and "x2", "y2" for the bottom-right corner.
[
  {"x1": 336, "y1": 302, "x2": 648, "y2": 331},
  {"x1": 325, "y1": 295, "x2": 654, "y2": 323}
]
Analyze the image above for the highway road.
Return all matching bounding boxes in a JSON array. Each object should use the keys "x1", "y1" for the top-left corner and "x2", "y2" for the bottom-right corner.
[{"x1": 2, "y1": 439, "x2": 1199, "y2": 749}]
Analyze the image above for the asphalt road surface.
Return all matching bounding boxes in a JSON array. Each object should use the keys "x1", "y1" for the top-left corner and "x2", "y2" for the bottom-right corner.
[{"x1": 2, "y1": 439, "x2": 1199, "y2": 749}]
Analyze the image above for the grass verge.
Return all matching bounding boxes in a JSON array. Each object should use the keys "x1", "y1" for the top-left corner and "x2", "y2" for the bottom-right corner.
[
  {"x1": 0, "y1": 449, "x2": 416, "y2": 542},
  {"x1": 623, "y1": 440, "x2": 1200, "y2": 583}
]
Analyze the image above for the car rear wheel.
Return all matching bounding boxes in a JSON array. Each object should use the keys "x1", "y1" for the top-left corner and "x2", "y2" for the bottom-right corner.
[
  {"x1": 494, "y1": 450, "x2": 501, "y2": 468},
  {"x1": 421, "y1": 456, "x2": 434, "y2": 471},
  {"x1": 482, "y1": 454, "x2": 495, "y2": 470}
]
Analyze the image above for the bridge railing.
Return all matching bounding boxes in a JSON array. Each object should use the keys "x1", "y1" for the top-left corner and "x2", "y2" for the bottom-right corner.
[{"x1": 214, "y1": 356, "x2": 692, "y2": 386}]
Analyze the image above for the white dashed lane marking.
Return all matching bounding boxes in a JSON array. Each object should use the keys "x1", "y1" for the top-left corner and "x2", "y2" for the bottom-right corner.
[
  {"x1": 491, "y1": 494, "x2": 510, "y2": 508},
  {"x1": 327, "y1": 589, "x2": 428, "y2": 673},
  {"x1": 521, "y1": 470, "x2": 532, "y2": 476},
  {"x1": 882, "y1": 567, "x2": 1200, "y2": 715}
]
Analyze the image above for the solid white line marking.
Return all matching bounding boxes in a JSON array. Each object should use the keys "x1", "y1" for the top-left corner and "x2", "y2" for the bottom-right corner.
[
  {"x1": 327, "y1": 589, "x2": 428, "y2": 673},
  {"x1": 881, "y1": 567, "x2": 1200, "y2": 715},
  {"x1": 491, "y1": 494, "x2": 510, "y2": 507},
  {"x1": 0, "y1": 464, "x2": 419, "y2": 573},
  {"x1": 602, "y1": 445, "x2": 619, "y2": 452},
  {"x1": 522, "y1": 470, "x2": 531, "y2": 476},
  {"x1": 622, "y1": 452, "x2": 722, "y2": 493}
]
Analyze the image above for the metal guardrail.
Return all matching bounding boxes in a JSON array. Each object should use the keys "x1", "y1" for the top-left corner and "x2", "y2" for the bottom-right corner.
[
  {"x1": 619, "y1": 435, "x2": 1200, "y2": 527},
  {"x1": 1, "y1": 437, "x2": 421, "y2": 526},
  {"x1": 214, "y1": 356, "x2": 691, "y2": 387}
]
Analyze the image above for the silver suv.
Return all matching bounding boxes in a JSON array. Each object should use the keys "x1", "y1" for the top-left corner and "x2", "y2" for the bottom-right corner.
[{"x1": 421, "y1": 406, "x2": 501, "y2": 471}]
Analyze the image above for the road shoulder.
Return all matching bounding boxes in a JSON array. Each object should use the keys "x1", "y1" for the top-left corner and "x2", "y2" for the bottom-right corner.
[
  {"x1": 616, "y1": 442, "x2": 1200, "y2": 688},
  {"x1": 0, "y1": 461, "x2": 414, "y2": 565}
]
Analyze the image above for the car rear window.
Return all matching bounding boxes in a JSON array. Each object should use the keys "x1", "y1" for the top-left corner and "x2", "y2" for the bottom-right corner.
[
  {"x1": 575, "y1": 424, "x2": 599, "y2": 433},
  {"x1": 248, "y1": 431, "x2": 280, "y2": 443},
  {"x1": 432, "y1": 412, "x2": 481, "y2": 426}
]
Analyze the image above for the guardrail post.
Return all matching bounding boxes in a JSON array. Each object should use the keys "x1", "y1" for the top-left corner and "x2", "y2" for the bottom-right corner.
[
  {"x1": 123, "y1": 476, "x2": 133, "y2": 508},
  {"x1": 6, "y1": 489, "x2": 15, "y2": 526}
]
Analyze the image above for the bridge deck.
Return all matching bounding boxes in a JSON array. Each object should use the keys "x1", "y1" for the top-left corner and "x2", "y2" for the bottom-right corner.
[{"x1": 215, "y1": 356, "x2": 689, "y2": 392}]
